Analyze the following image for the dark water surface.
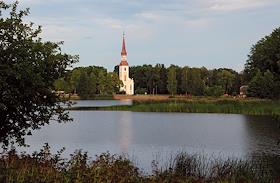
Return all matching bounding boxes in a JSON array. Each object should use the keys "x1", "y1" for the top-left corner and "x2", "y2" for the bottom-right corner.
[{"x1": 19, "y1": 101, "x2": 280, "y2": 172}]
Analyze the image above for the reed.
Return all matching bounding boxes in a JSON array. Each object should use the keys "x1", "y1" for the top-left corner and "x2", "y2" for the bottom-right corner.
[
  {"x1": 1, "y1": 145, "x2": 279, "y2": 182},
  {"x1": 70, "y1": 98, "x2": 280, "y2": 121}
]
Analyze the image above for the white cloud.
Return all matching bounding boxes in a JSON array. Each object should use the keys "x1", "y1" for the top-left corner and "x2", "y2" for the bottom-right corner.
[
  {"x1": 135, "y1": 10, "x2": 215, "y2": 30},
  {"x1": 185, "y1": 18, "x2": 214, "y2": 28},
  {"x1": 137, "y1": 12, "x2": 164, "y2": 22},
  {"x1": 28, "y1": 17, "x2": 92, "y2": 42},
  {"x1": 206, "y1": 0, "x2": 275, "y2": 12},
  {"x1": 93, "y1": 17, "x2": 123, "y2": 30}
]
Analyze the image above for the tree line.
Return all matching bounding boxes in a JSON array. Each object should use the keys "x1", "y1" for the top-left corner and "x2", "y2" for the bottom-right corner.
[
  {"x1": 54, "y1": 66, "x2": 122, "y2": 99},
  {"x1": 114, "y1": 64, "x2": 242, "y2": 96},
  {"x1": 54, "y1": 28, "x2": 280, "y2": 100},
  {"x1": 55, "y1": 64, "x2": 242, "y2": 98}
]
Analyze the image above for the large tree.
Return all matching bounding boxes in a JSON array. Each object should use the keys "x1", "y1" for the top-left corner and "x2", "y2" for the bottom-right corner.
[
  {"x1": 244, "y1": 27, "x2": 280, "y2": 98},
  {"x1": 244, "y1": 27, "x2": 280, "y2": 81},
  {"x1": 0, "y1": 1, "x2": 78, "y2": 146}
]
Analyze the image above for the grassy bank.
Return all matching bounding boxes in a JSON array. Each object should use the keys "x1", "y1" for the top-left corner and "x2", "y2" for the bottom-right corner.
[
  {"x1": 70, "y1": 98, "x2": 280, "y2": 121},
  {"x1": 1, "y1": 145, "x2": 279, "y2": 182},
  {"x1": 62, "y1": 95, "x2": 115, "y2": 100}
]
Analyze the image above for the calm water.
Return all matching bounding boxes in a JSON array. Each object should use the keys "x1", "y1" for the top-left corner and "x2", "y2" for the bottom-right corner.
[
  {"x1": 71, "y1": 99, "x2": 132, "y2": 107},
  {"x1": 19, "y1": 100, "x2": 280, "y2": 172}
]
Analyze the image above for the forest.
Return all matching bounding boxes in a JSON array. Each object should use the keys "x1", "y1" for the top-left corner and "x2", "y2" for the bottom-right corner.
[{"x1": 55, "y1": 65, "x2": 242, "y2": 98}]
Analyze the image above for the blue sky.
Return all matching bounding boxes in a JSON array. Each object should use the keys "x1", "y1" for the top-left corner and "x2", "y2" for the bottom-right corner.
[{"x1": 11, "y1": 0, "x2": 280, "y2": 71}]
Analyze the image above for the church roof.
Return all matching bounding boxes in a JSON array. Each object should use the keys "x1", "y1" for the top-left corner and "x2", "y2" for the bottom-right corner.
[
  {"x1": 121, "y1": 34, "x2": 127, "y2": 56},
  {"x1": 119, "y1": 60, "x2": 128, "y2": 66}
]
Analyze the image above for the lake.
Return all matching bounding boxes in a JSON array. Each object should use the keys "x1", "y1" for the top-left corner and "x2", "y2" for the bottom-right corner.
[{"x1": 20, "y1": 100, "x2": 280, "y2": 172}]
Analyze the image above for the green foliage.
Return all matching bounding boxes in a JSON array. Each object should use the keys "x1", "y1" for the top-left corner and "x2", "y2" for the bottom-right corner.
[
  {"x1": 248, "y1": 70, "x2": 279, "y2": 99},
  {"x1": 167, "y1": 65, "x2": 177, "y2": 95},
  {"x1": 54, "y1": 66, "x2": 122, "y2": 99},
  {"x1": 76, "y1": 72, "x2": 94, "y2": 99},
  {"x1": 0, "y1": 146, "x2": 279, "y2": 182},
  {"x1": 180, "y1": 66, "x2": 189, "y2": 94},
  {"x1": 88, "y1": 98, "x2": 280, "y2": 121},
  {"x1": 205, "y1": 86, "x2": 224, "y2": 96},
  {"x1": 245, "y1": 27, "x2": 280, "y2": 80},
  {"x1": 0, "y1": 145, "x2": 142, "y2": 183},
  {"x1": 186, "y1": 68, "x2": 206, "y2": 95},
  {"x1": 130, "y1": 64, "x2": 167, "y2": 95},
  {"x1": 0, "y1": 1, "x2": 78, "y2": 146},
  {"x1": 71, "y1": 64, "x2": 241, "y2": 97},
  {"x1": 244, "y1": 27, "x2": 280, "y2": 99},
  {"x1": 217, "y1": 70, "x2": 235, "y2": 94}
]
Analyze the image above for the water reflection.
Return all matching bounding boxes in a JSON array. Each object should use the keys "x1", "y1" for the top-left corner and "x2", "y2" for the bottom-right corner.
[
  {"x1": 117, "y1": 112, "x2": 133, "y2": 152},
  {"x1": 18, "y1": 111, "x2": 279, "y2": 172},
  {"x1": 243, "y1": 115, "x2": 280, "y2": 156}
]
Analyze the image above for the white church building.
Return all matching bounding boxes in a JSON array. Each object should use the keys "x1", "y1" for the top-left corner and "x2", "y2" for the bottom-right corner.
[{"x1": 119, "y1": 34, "x2": 134, "y2": 95}]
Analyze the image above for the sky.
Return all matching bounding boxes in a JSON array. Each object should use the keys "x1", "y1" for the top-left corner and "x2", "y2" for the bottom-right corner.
[{"x1": 8, "y1": 0, "x2": 280, "y2": 72}]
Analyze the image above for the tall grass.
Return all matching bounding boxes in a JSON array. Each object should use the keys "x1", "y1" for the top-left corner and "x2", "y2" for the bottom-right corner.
[
  {"x1": 1, "y1": 145, "x2": 279, "y2": 183},
  {"x1": 71, "y1": 98, "x2": 280, "y2": 121}
]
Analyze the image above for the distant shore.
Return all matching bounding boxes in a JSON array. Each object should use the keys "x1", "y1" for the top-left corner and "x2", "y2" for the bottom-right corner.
[{"x1": 69, "y1": 96, "x2": 280, "y2": 121}]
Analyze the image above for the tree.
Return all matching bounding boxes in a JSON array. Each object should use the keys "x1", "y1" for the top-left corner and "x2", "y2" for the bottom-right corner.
[
  {"x1": 187, "y1": 68, "x2": 205, "y2": 96},
  {"x1": 244, "y1": 27, "x2": 280, "y2": 98},
  {"x1": 205, "y1": 86, "x2": 224, "y2": 96},
  {"x1": 217, "y1": 70, "x2": 235, "y2": 94},
  {"x1": 108, "y1": 72, "x2": 123, "y2": 94},
  {"x1": 244, "y1": 27, "x2": 280, "y2": 81},
  {"x1": 180, "y1": 66, "x2": 189, "y2": 95},
  {"x1": 167, "y1": 65, "x2": 177, "y2": 95},
  {"x1": 77, "y1": 72, "x2": 92, "y2": 99},
  {"x1": 0, "y1": 2, "x2": 78, "y2": 146},
  {"x1": 248, "y1": 70, "x2": 277, "y2": 98}
]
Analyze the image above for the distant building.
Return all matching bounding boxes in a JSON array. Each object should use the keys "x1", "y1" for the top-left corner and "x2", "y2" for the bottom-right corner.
[
  {"x1": 119, "y1": 34, "x2": 134, "y2": 95},
  {"x1": 240, "y1": 85, "x2": 248, "y2": 97}
]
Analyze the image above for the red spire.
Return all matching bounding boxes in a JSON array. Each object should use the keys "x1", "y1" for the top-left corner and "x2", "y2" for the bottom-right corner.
[{"x1": 121, "y1": 32, "x2": 127, "y2": 56}]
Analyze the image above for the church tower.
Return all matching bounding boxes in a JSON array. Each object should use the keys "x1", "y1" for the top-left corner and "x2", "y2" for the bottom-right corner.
[{"x1": 119, "y1": 33, "x2": 134, "y2": 95}]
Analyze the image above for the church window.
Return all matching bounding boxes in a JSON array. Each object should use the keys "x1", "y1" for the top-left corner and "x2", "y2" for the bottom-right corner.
[{"x1": 124, "y1": 68, "x2": 126, "y2": 71}]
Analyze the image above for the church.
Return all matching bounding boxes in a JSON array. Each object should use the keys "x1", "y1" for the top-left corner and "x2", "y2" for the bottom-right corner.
[{"x1": 118, "y1": 34, "x2": 134, "y2": 95}]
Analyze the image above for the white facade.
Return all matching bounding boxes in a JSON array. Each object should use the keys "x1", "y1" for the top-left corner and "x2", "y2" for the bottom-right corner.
[
  {"x1": 119, "y1": 65, "x2": 134, "y2": 95},
  {"x1": 119, "y1": 35, "x2": 134, "y2": 95}
]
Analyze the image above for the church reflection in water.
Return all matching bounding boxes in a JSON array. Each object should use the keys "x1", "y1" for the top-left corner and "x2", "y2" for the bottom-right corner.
[{"x1": 117, "y1": 111, "x2": 133, "y2": 152}]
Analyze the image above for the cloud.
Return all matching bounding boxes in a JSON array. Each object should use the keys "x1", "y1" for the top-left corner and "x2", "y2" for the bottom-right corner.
[
  {"x1": 206, "y1": 0, "x2": 275, "y2": 12},
  {"x1": 137, "y1": 12, "x2": 164, "y2": 22},
  {"x1": 135, "y1": 10, "x2": 215, "y2": 30},
  {"x1": 185, "y1": 18, "x2": 214, "y2": 29},
  {"x1": 93, "y1": 17, "x2": 123, "y2": 30},
  {"x1": 28, "y1": 17, "x2": 92, "y2": 42},
  {"x1": 11, "y1": 0, "x2": 78, "y2": 5}
]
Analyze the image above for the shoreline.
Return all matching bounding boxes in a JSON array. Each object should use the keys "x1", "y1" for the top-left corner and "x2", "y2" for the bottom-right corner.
[{"x1": 68, "y1": 98, "x2": 280, "y2": 121}]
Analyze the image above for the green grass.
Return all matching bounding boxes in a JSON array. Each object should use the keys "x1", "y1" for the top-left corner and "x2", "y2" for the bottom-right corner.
[
  {"x1": 1, "y1": 145, "x2": 279, "y2": 183},
  {"x1": 65, "y1": 95, "x2": 115, "y2": 100},
  {"x1": 69, "y1": 98, "x2": 280, "y2": 121}
]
